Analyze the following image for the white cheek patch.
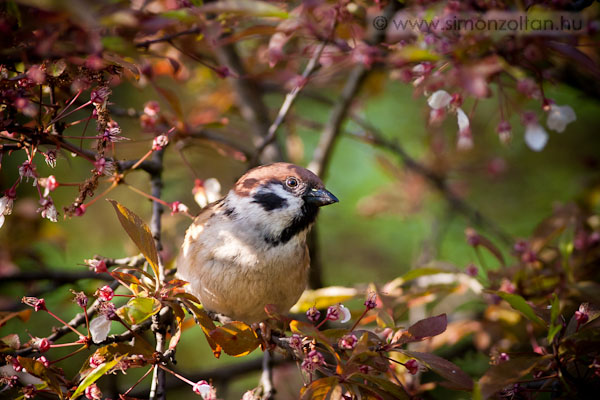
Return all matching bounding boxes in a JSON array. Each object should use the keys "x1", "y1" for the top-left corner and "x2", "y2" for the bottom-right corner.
[{"x1": 225, "y1": 186, "x2": 304, "y2": 239}]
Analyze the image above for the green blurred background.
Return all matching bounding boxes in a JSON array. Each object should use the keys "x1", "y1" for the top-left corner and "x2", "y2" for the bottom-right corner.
[{"x1": 1, "y1": 71, "x2": 599, "y2": 398}]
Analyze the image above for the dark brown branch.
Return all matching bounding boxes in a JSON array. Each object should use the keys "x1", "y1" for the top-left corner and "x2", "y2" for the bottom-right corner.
[
  {"x1": 1, "y1": 255, "x2": 144, "y2": 284},
  {"x1": 148, "y1": 146, "x2": 167, "y2": 400},
  {"x1": 307, "y1": 64, "x2": 368, "y2": 178},
  {"x1": 259, "y1": 350, "x2": 276, "y2": 400},
  {"x1": 130, "y1": 354, "x2": 290, "y2": 397},
  {"x1": 0, "y1": 270, "x2": 111, "y2": 283}
]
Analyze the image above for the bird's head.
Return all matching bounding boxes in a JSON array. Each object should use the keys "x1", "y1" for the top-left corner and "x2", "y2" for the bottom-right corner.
[{"x1": 224, "y1": 163, "x2": 338, "y2": 245}]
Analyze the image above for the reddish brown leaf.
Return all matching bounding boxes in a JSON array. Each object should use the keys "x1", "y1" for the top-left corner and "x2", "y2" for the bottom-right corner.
[
  {"x1": 18, "y1": 357, "x2": 64, "y2": 398},
  {"x1": 479, "y1": 354, "x2": 551, "y2": 399},
  {"x1": 300, "y1": 376, "x2": 338, "y2": 400},
  {"x1": 0, "y1": 309, "x2": 31, "y2": 327},
  {"x1": 209, "y1": 321, "x2": 259, "y2": 357},
  {"x1": 400, "y1": 350, "x2": 473, "y2": 390},
  {"x1": 407, "y1": 314, "x2": 447, "y2": 341}
]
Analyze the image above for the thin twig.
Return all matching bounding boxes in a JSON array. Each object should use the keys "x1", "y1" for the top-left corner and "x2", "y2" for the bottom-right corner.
[
  {"x1": 215, "y1": 42, "x2": 281, "y2": 163},
  {"x1": 136, "y1": 27, "x2": 203, "y2": 48},
  {"x1": 252, "y1": 38, "x2": 331, "y2": 165},
  {"x1": 307, "y1": 64, "x2": 368, "y2": 178}
]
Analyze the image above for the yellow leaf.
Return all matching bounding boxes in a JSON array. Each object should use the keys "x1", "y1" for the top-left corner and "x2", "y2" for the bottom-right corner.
[{"x1": 108, "y1": 200, "x2": 160, "y2": 282}]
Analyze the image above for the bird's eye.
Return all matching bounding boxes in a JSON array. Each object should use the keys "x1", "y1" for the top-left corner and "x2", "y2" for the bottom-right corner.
[{"x1": 286, "y1": 177, "x2": 299, "y2": 188}]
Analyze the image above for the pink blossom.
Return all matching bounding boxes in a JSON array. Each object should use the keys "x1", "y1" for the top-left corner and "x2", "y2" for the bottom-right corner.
[
  {"x1": 85, "y1": 383, "x2": 102, "y2": 400},
  {"x1": 93, "y1": 157, "x2": 115, "y2": 176},
  {"x1": 144, "y1": 101, "x2": 160, "y2": 117},
  {"x1": 575, "y1": 303, "x2": 589, "y2": 325},
  {"x1": 465, "y1": 264, "x2": 478, "y2": 277},
  {"x1": 339, "y1": 334, "x2": 358, "y2": 350},
  {"x1": 89, "y1": 353, "x2": 105, "y2": 368},
  {"x1": 90, "y1": 87, "x2": 111, "y2": 105},
  {"x1": 405, "y1": 359, "x2": 419, "y2": 375},
  {"x1": 301, "y1": 350, "x2": 325, "y2": 373},
  {"x1": 326, "y1": 304, "x2": 351, "y2": 323},
  {"x1": 170, "y1": 201, "x2": 189, "y2": 216},
  {"x1": 289, "y1": 333, "x2": 303, "y2": 351},
  {"x1": 40, "y1": 175, "x2": 58, "y2": 197},
  {"x1": 364, "y1": 292, "x2": 377, "y2": 310},
  {"x1": 152, "y1": 134, "x2": 169, "y2": 151},
  {"x1": 97, "y1": 285, "x2": 114, "y2": 301},
  {"x1": 497, "y1": 120, "x2": 511, "y2": 144},
  {"x1": 22, "y1": 296, "x2": 47, "y2": 312},
  {"x1": 85, "y1": 259, "x2": 107, "y2": 273},
  {"x1": 34, "y1": 337, "x2": 51, "y2": 352},
  {"x1": 36, "y1": 356, "x2": 50, "y2": 367},
  {"x1": 37, "y1": 197, "x2": 58, "y2": 222},
  {"x1": 193, "y1": 380, "x2": 217, "y2": 399},
  {"x1": 75, "y1": 204, "x2": 86, "y2": 216},
  {"x1": 19, "y1": 161, "x2": 37, "y2": 185},
  {"x1": 306, "y1": 306, "x2": 321, "y2": 323}
]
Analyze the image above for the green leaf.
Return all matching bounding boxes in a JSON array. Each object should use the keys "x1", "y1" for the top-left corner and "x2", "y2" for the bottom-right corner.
[
  {"x1": 47, "y1": 59, "x2": 67, "y2": 77},
  {"x1": 101, "y1": 36, "x2": 135, "y2": 54},
  {"x1": 547, "y1": 294, "x2": 561, "y2": 343},
  {"x1": 71, "y1": 354, "x2": 124, "y2": 399},
  {"x1": 108, "y1": 200, "x2": 160, "y2": 281},
  {"x1": 492, "y1": 291, "x2": 546, "y2": 327},
  {"x1": 209, "y1": 321, "x2": 260, "y2": 357},
  {"x1": 290, "y1": 286, "x2": 357, "y2": 313},
  {"x1": 397, "y1": 267, "x2": 444, "y2": 284},
  {"x1": 118, "y1": 296, "x2": 161, "y2": 325}
]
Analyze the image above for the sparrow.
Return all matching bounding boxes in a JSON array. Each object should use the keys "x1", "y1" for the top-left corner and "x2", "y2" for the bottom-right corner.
[{"x1": 176, "y1": 163, "x2": 338, "y2": 323}]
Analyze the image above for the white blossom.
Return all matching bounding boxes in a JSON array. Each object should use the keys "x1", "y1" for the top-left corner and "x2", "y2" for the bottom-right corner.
[
  {"x1": 194, "y1": 178, "x2": 222, "y2": 208},
  {"x1": 546, "y1": 104, "x2": 576, "y2": 133},
  {"x1": 427, "y1": 90, "x2": 453, "y2": 110},
  {"x1": 456, "y1": 107, "x2": 470, "y2": 133},
  {"x1": 37, "y1": 198, "x2": 57, "y2": 222},
  {"x1": 90, "y1": 315, "x2": 112, "y2": 343},
  {"x1": 525, "y1": 123, "x2": 549, "y2": 151}
]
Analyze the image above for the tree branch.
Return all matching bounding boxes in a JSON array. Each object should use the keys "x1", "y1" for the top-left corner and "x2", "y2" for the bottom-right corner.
[
  {"x1": 136, "y1": 27, "x2": 203, "y2": 49},
  {"x1": 251, "y1": 28, "x2": 333, "y2": 166},
  {"x1": 215, "y1": 43, "x2": 282, "y2": 163},
  {"x1": 148, "y1": 147, "x2": 167, "y2": 400}
]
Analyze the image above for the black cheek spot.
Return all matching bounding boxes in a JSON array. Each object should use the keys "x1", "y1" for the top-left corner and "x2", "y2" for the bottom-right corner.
[{"x1": 252, "y1": 192, "x2": 288, "y2": 211}]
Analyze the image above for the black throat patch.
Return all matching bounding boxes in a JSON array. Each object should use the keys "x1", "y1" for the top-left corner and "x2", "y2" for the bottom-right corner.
[{"x1": 264, "y1": 203, "x2": 319, "y2": 246}]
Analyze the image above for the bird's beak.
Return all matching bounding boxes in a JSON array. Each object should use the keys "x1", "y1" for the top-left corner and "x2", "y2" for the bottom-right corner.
[{"x1": 304, "y1": 188, "x2": 339, "y2": 207}]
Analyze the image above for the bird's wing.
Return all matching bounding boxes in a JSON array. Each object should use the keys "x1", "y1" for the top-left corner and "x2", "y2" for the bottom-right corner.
[{"x1": 175, "y1": 200, "x2": 223, "y2": 281}]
